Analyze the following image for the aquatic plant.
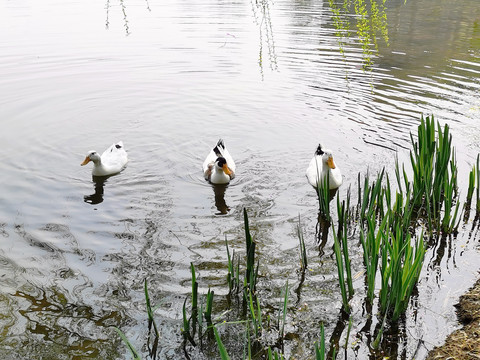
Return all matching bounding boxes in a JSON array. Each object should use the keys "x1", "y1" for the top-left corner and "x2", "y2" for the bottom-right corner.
[
  {"x1": 247, "y1": 288, "x2": 262, "y2": 338},
  {"x1": 297, "y1": 215, "x2": 308, "y2": 271},
  {"x1": 279, "y1": 281, "x2": 289, "y2": 338},
  {"x1": 243, "y1": 208, "x2": 258, "y2": 294},
  {"x1": 466, "y1": 160, "x2": 476, "y2": 207},
  {"x1": 360, "y1": 216, "x2": 387, "y2": 304},
  {"x1": 213, "y1": 326, "x2": 231, "y2": 360},
  {"x1": 476, "y1": 154, "x2": 480, "y2": 213},
  {"x1": 314, "y1": 323, "x2": 326, "y2": 360},
  {"x1": 225, "y1": 236, "x2": 240, "y2": 295},
  {"x1": 337, "y1": 196, "x2": 354, "y2": 298},
  {"x1": 144, "y1": 279, "x2": 160, "y2": 359},
  {"x1": 379, "y1": 223, "x2": 425, "y2": 321},
  {"x1": 332, "y1": 223, "x2": 351, "y2": 313},
  {"x1": 408, "y1": 115, "x2": 460, "y2": 233},
  {"x1": 205, "y1": 288, "x2": 214, "y2": 326},
  {"x1": 357, "y1": 169, "x2": 385, "y2": 224},
  {"x1": 115, "y1": 327, "x2": 141, "y2": 360},
  {"x1": 316, "y1": 171, "x2": 332, "y2": 222}
]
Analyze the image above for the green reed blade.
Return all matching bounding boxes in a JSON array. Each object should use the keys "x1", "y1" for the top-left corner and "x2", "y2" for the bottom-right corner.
[
  {"x1": 244, "y1": 209, "x2": 256, "y2": 290},
  {"x1": 144, "y1": 279, "x2": 160, "y2": 339},
  {"x1": 213, "y1": 326, "x2": 231, "y2": 360},
  {"x1": 280, "y1": 280, "x2": 289, "y2": 338},
  {"x1": 182, "y1": 297, "x2": 190, "y2": 338},
  {"x1": 205, "y1": 288, "x2": 214, "y2": 323},
  {"x1": 190, "y1": 263, "x2": 198, "y2": 311},
  {"x1": 314, "y1": 322, "x2": 326, "y2": 360},
  {"x1": 297, "y1": 215, "x2": 308, "y2": 271},
  {"x1": 317, "y1": 170, "x2": 331, "y2": 221},
  {"x1": 467, "y1": 162, "x2": 476, "y2": 205},
  {"x1": 115, "y1": 327, "x2": 141, "y2": 359},
  {"x1": 476, "y1": 154, "x2": 480, "y2": 212},
  {"x1": 332, "y1": 224, "x2": 349, "y2": 313},
  {"x1": 340, "y1": 218, "x2": 354, "y2": 298}
]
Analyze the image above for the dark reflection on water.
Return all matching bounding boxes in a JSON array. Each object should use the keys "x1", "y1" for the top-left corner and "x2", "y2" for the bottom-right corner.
[
  {"x1": 212, "y1": 183, "x2": 230, "y2": 215},
  {"x1": 6, "y1": 286, "x2": 123, "y2": 359},
  {"x1": 315, "y1": 188, "x2": 338, "y2": 256},
  {"x1": 83, "y1": 176, "x2": 109, "y2": 205}
]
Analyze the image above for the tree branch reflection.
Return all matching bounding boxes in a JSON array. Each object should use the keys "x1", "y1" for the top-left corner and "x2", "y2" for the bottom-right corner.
[
  {"x1": 327, "y1": 0, "x2": 389, "y2": 71},
  {"x1": 251, "y1": 0, "x2": 278, "y2": 79}
]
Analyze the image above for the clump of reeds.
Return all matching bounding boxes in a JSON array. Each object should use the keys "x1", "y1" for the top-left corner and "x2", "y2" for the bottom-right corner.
[
  {"x1": 357, "y1": 169, "x2": 385, "y2": 224},
  {"x1": 408, "y1": 115, "x2": 461, "y2": 233},
  {"x1": 360, "y1": 216, "x2": 386, "y2": 304}
]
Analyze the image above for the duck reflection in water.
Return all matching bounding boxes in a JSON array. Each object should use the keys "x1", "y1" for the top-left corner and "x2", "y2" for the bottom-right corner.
[
  {"x1": 212, "y1": 183, "x2": 230, "y2": 215},
  {"x1": 316, "y1": 187, "x2": 339, "y2": 257},
  {"x1": 84, "y1": 176, "x2": 108, "y2": 205}
]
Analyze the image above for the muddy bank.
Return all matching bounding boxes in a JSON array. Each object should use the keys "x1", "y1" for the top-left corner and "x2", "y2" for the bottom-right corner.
[{"x1": 426, "y1": 277, "x2": 480, "y2": 360}]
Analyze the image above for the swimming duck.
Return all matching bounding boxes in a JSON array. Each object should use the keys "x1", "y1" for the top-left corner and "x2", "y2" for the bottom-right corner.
[
  {"x1": 203, "y1": 139, "x2": 236, "y2": 184},
  {"x1": 81, "y1": 141, "x2": 128, "y2": 176},
  {"x1": 306, "y1": 144, "x2": 342, "y2": 190}
]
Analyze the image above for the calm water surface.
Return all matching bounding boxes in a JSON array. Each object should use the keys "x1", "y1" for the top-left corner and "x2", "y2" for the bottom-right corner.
[{"x1": 0, "y1": 0, "x2": 479, "y2": 358}]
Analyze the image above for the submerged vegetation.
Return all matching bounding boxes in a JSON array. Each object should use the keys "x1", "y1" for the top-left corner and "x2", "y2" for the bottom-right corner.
[{"x1": 118, "y1": 115, "x2": 480, "y2": 359}]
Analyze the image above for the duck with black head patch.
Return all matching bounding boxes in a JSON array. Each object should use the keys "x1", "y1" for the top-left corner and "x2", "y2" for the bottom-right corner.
[
  {"x1": 306, "y1": 144, "x2": 342, "y2": 190},
  {"x1": 81, "y1": 141, "x2": 128, "y2": 177},
  {"x1": 203, "y1": 139, "x2": 236, "y2": 184}
]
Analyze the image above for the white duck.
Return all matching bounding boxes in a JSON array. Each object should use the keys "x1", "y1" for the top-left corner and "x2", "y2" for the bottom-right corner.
[
  {"x1": 81, "y1": 141, "x2": 128, "y2": 176},
  {"x1": 203, "y1": 139, "x2": 236, "y2": 184},
  {"x1": 306, "y1": 144, "x2": 342, "y2": 190}
]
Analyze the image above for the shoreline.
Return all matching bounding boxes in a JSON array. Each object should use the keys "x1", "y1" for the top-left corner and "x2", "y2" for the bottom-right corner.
[{"x1": 426, "y1": 277, "x2": 480, "y2": 359}]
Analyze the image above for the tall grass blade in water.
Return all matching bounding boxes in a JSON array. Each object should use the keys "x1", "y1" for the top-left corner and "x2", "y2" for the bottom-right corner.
[
  {"x1": 314, "y1": 322, "x2": 326, "y2": 360},
  {"x1": 316, "y1": 171, "x2": 331, "y2": 222},
  {"x1": 191, "y1": 263, "x2": 198, "y2": 312},
  {"x1": 247, "y1": 288, "x2": 262, "y2": 338},
  {"x1": 466, "y1": 160, "x2": 476, "y2": 208},
  {"x1": 360, "y1": 216, "x2": 387, "y2": 304},
  {"x1": 205, "y1": 288, "x2": 214, "y2": 325},
  {"x1": 115, "y1": 327, "x2": 141, "y2": 360},
  {"x1": 297, "y1": 215, "x2": 308, "y2": 271},
  {"x1": 337, "y1": 196, "x2": 354, "y2": 297},
  {"x1": 243, "y1": 208, "x2": 257, "y2": 292},
  {"x1": 225, "y1": 236, "x2": 239, "y2": 295},
  {"x1": 279, "y1": 281, "x2": 289, "y2": 338},
  {"x1": 379, "y1": 225, "x2": 426, "y2": 321},
  {"x1": 213, "y1": 326, "x2": 231, "y2": 360},
  {"x1": 332, "y1": 224, "x2": 350, "y2": 313},
  {"x1": 476, "y1": 154, "x2": 480, "y2": 213},
  {"x1": 144, "y1": 279, "x2": 159, "y2": 359}
]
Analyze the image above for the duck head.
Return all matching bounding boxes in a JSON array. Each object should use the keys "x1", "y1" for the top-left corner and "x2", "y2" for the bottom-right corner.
[
  {"x1": 81, "y1": 151, "x2": 101, "y2": 166},
  {"x1": 215, "y1": 157, "x2": 232, "y2": 175}
]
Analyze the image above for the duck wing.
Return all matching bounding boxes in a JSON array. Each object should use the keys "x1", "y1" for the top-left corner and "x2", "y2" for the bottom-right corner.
[
  {"x1": 101, "y1": 141, "x2": 128, "y2": 169},
  {"x1": 306, "y1": 155, "x2": 324, "y2": 187}
]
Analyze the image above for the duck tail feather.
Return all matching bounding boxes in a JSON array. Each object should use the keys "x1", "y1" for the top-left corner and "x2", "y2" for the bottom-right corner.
[
  {"x1": 214, "y1": 139, "x2": 225, "y2": 156},
  {"x1": 315, "y1": 144, "x2": 324, "y2": 155}
]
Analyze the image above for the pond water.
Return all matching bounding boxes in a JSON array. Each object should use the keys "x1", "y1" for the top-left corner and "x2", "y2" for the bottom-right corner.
[{"x1": 0, "y1": 0, "x2": 479, "y2": 358}]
